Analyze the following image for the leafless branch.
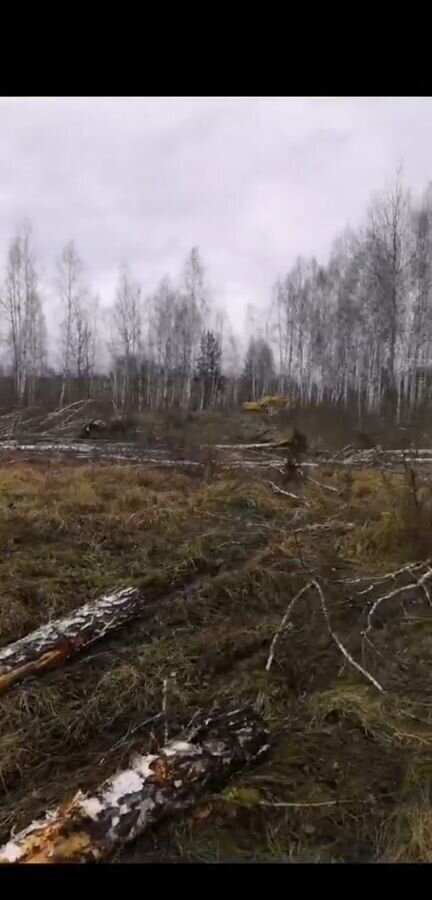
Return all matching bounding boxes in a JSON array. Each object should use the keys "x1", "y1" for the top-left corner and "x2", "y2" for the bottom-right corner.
[
  {"x1": 258, "y1": 799, "x2": 352, "y2": 808},
  {"x1": 363, "y1": 567, "x2": 432, "y2": 641},
  {"x1": 311, "y1": 579, "x2": 385, "y2": 693},
  {"x1": 266, "y1": 480, "x2": 309, "y2": 505},
  {"x1": 162, "y1": 677, "x2": 169, "y2": 744},
  {"x1": 303, "y1": 473, "x2": 340, "y2": 494},
  {"x1": 265, "y1": 582, "x2": 313, "y2": 673}
]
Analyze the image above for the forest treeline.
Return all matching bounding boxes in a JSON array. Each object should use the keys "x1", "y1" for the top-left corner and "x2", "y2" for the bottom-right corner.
[{"x1": 2, "y1": 173, "x2": 432, "y2": 421}]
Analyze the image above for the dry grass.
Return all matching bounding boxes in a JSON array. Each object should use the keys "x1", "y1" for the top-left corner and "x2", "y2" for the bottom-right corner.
[{"x1": 2, "y1": 454, "x2": 432, "y2": 861}]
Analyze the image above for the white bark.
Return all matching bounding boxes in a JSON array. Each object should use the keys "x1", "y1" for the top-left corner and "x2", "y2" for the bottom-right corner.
[{"x1": 0, "y1": 707, "x2": 269, "y2": 864}]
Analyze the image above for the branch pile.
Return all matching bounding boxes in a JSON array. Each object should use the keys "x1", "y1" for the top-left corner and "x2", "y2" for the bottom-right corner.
[
  {"x1": 0, "y1": 400, "x2": 115, "y2": 440},
  {"x1": 0, "y1": 407, "x2": 44, "y2": 438},
  {"x1": 0, "y1": 706, "x2": 269, "y2": 864}
]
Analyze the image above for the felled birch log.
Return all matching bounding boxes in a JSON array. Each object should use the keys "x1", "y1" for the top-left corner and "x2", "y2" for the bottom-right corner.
[
  {"x1": 0, "y1": 587, "x2": 145, "y2": 695},
  {"x1": 0, "y1": 440, "x2": 202, "y2": 468},
  {"x1": 0, "y1": 706, "x2": 269, "y2": 864},
  {"x1": 213, "y1": 439, "x2": 293, "y2": 451}
]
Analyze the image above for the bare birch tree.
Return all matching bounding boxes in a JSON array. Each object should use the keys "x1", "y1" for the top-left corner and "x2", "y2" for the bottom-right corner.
[
  {"x1": 57, "y1": 241, "x2": 97, "y2": 404},
  {"x1": 0, "y1": 224, "x2": 46, "y2": 405},
  {"x1": 178, "y1": 248, "x2": 207, "y2": 407},
  {"x1": 110, "y1": 264, "x2": 142, "y2": 411}
]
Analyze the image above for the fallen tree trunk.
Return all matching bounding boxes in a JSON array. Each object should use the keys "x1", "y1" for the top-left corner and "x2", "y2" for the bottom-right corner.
[
  {"x1": 0, "y1": 441, "x2": 202, "y2": 468},
  {"x1": 0, "y1": 587, "x2": 147, "y2": 695},
  {"x1": 334, "y1": 452, "x2": 432, "y2": 468},
  {"x1": 6, "y1": 438, "x2": 432, "y2": 472},
  {"x1": 213, "y1": 439, "x2": 293, "y2": 451},
  {"x1": 303, "y1": 448, "x2": 432, "y2": 471},
  {"x1": 0, "y1": 706, "x2": 269, "y2": 864}
]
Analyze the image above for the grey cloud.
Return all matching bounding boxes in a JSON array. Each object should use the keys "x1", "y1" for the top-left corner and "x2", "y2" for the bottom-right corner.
[{"x1": 0, "y1": 97, "x2": 432, "y2": 332}]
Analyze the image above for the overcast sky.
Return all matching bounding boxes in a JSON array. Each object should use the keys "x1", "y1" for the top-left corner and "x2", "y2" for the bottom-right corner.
[{"x1": 1, "y1": 97, "x2": 432, "y2": 333}]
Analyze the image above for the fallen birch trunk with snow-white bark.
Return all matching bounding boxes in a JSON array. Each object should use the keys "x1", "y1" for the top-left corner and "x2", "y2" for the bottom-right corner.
[
  {"x1": 0, "y1": 706, "x2": 269, "y2": 864},
  {"x1": 0, "y1": 587, "x2": 147, "y2": 695}
]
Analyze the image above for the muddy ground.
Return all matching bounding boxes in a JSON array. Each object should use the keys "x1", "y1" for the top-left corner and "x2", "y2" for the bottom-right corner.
[{"x1": 1, "y1": 412, "x2": 432, "y2": 862}]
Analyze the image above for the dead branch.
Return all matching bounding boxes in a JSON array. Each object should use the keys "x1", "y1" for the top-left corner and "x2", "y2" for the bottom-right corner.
[
  {"x1": 339, "y1": 561, "x2": 428, "y2": 593},
  {"x1": 42, "y1": 399, "x2": 92, "y2": 422},
  {"x1": 265, "y1": 582, "x2": 313, "y2": 673},
  {"x1": 363, "y1": 567, "x2": 432, "y2": 642},
  {"x1": 311, "y1": 580, "x2": 384, "y2": 693},
  {"x1": 99, "y1": 713, "x2": 164, "y2": 763},
  {"x1": 413, "y1": 568, "x2": 432, "y2": 607},
  {"x1": 258, "y1": 799, "x2": 351, "y2": 808},
  {"x1": 293, "y1": 519, "x2": 355, "y2": 537},
  {"x1": 162, "y1": 677, "x2": 169, "y2": 744},
  {"x1": 266, "y1": 480, "x2": 309, "y2": 505},
  {"x1": 303, "y1": 474, "x2": 340, "y2": 494}
]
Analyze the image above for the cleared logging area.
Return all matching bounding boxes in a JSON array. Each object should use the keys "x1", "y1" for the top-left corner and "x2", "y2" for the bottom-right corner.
[{"x1": 2, "y1": 438, "x2": 432, "y2": 862}]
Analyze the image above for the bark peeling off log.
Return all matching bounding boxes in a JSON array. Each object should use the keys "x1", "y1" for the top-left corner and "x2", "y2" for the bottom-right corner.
[
  {"x1": 0, "y1": 587, "x2": 144, "y2": 695},
  {"x1": 0, "y1": 706, "x2": 269, "y2": 864}
]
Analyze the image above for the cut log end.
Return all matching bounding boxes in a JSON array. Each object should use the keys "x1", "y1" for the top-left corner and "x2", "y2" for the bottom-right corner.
[{"x1": 0, "y1": 587, "x2": 143, "y2": 696}]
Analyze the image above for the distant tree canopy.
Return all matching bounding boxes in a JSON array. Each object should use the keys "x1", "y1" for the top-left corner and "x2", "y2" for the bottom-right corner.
[{"x1": 3, "y1": 175, "x2": 432, "y2": 421}]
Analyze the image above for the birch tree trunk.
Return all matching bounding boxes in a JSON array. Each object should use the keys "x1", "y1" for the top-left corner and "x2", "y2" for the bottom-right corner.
[
  {"x1": 0, "y1": 707, "x2": 268, "y2": 864},
  {"x1": 0, "y1": 587, "x2": 145, "y2": 695}
]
